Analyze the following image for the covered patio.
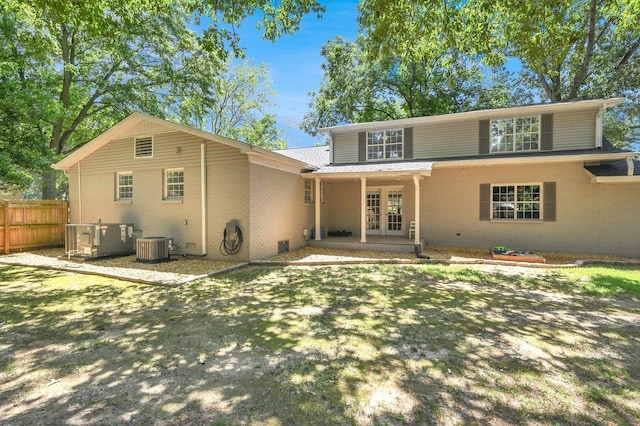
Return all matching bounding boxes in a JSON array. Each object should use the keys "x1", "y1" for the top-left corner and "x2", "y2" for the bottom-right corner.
[{"x1": 306, "y1": 160, "x2": 434, "y2": 253}]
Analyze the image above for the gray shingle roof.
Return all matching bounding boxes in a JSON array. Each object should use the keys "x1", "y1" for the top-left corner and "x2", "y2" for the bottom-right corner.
[{"x1": 275, "y1": 146, "x2": 330, "y2": 167}]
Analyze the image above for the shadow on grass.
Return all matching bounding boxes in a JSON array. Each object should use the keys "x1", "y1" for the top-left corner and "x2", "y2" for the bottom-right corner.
[{"x1": 1, "y1": 264, "x2": 639, "y2": 425}]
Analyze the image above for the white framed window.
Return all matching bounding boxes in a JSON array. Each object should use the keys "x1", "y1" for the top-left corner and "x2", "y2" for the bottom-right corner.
[
  {"x1": 165, "y1": 169, "x2": 184, "y2": 199},
  {"x1": 134, "y1": 136, "x2": 153, "y2": 158},
  {"x1": 492, "y1": 184, "x2": 541, "y2": 220},
  {"x1": 116, "y1": 172, "x2": 133, "y2": 200},
  {"x1": 367, "y1": 129, "x2": 403, "y2": 161},
  {"x1": 304, "y1": 179, "x2": 313, "y2": 203},
  {"x1": 490, "y1": 116, "x2": 540, "y2": 153},
  {"x1": 304, "y1": 179, "x2": 323, "y2": 204}
]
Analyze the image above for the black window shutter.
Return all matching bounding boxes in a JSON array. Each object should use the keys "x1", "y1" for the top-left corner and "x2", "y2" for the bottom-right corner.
[
  {"x1": 358, "y1": 131, "x2": 366, "y2": 162},
  {"x1": 404, "y1": 127, "x2": 413, "y2": 159},
  {"x1": 479, "y1": 120, "x2": 490, "y2": 154},
  {"x1": 541, "y1": 114, "x2": 553, "y2": 151},
  {"x1": 543, "y1": 182, "x2": 556, "y2": 221},
  {"x1": 479, "y1": 183, "x2": 491, "y2": 220}
]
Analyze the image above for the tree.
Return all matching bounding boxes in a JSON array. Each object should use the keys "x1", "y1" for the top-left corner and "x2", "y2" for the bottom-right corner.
[
  {"x1": 356, "y1": 0, "x2": 640, "y2": 148},
  {"x1": 302, "y1": 34, "x2": 525, "y2": 136},
  {"x1": 1, "y1": 0, "x2": 323, "y2": 199},
  {"x1": 177, "y1": 60, "x2": 286, "y2": 149}
]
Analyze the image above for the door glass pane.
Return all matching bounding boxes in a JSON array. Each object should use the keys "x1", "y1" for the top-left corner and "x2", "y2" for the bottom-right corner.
[
  {"x1": 367, "y1": 192, "x2": 380, "y2": 230},
  {"x1": 387, "y1": 191, "x2": 403, "y2": 231}
]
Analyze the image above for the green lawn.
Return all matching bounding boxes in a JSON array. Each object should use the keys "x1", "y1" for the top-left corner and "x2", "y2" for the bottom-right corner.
[{"x1": 1, "y1": 263, "x2": 639, "y2": 425}]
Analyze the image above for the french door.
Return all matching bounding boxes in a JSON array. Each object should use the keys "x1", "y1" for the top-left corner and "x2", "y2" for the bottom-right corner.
[{"x1": 366, "y1": 187, "x2": 404, "y2": 236}]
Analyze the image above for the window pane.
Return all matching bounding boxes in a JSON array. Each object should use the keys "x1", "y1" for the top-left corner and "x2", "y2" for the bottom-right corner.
[
  {"x1": 117, "y1": 173, "x2": 133, "y2": 199},
  {"x1": 366, "y1": 129, "x2": 403, "y2": 160},
  {"x1": 491, "y1": 117, "x2": 539, "y2": 153},
  {"x1": 166, "y1": 170, "x2": 184, "y2": 198},
  {"x1": 493, "y1": 184, "x2": 540, "y2": 220}
]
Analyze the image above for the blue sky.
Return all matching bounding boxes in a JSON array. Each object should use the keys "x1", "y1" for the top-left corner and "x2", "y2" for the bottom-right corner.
[{"x1": 230, "y1": 0, "x2": 360, "y2": 148}]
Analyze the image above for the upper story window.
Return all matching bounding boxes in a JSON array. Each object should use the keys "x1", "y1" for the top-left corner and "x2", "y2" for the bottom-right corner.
[
  {"x1": 135, "y1": 136, "x2": 153, "y2": 158},
  {"x1": 490, "y1": 116, "x2": 539, "y2": 153},
  {"x1": 116, "y1": 172, "x2": 133, "y2": 200},
  {"x1": 367, "y1": 129, "x2": 403, "y2": 161},
  {"x1": 165, "y1": 169, "x2": 184, "y2": 199}
]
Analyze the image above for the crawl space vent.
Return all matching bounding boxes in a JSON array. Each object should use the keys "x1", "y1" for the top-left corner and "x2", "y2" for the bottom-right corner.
[{"x1": 278, "y1": 240, "x2": 289, "y2": 254}]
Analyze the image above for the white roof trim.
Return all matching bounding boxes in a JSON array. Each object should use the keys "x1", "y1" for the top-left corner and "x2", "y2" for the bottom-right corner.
[
  {"x1": 320, "y1": 98, "x2": 625, "y2": 135},
  {"x1": 589, "y1": 175, "x2": 640, "y2": 184}
]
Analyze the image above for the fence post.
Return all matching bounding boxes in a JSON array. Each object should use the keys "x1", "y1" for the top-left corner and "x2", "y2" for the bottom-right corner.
[{"x1": 3, "y1": 200, "x2": 9, "y2": 255}]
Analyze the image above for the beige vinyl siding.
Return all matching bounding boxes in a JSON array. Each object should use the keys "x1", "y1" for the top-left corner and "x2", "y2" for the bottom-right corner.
[
  {"x1": 331, "y1": 107, "x2": 600, "y2": 163},
  {"x1": 423, "y1": 162, "x2": 640, "y2": 257},
  {"x1": 79, "y1": 131, "x2": 203, "y2": 174},
  {"x1": 248, "y1": 164, "x2": 314, "y2": 260},
  {"x1": 553, "y1": 109, "x2": 597, "y2": 150},
  {"x1": 332, "y1": 133, "x2": 359, "y2": 164},
  {"x1": 120, "y1": 121, "x2": 174, "y2": 137},
  {"x1": 412, "y1": 121, "x2": 478, "y2": 159}
]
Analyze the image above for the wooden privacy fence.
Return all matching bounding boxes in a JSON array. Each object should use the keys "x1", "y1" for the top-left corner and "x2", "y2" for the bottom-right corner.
[{"x1": 1, "y1": 200, "x2": 68, "y2": 254}]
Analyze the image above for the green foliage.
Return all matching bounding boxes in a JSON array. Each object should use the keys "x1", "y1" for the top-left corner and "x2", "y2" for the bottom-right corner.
[
  {"x1": 177, "y1": 60, "x2": 286, "y2": 150},
  {"x1": 1, "y1": 0, "x2": 323, "y2": 198},
  {"x1": 308, "y1": 0, "x2": 640, "y2": 148},
  {"x1": 301, "y1": 35, "x2": 524, "y2": 135}
]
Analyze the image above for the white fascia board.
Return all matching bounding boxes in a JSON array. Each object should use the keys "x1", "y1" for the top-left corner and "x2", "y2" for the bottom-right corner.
[{"x1": 589, "y1": 175, "x2": 640, "y2": 184}]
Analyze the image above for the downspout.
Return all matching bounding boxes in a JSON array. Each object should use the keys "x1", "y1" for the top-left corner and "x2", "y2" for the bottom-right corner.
[
  {"x1": 201, "y1": 142, "x2": 207, "y2": 255},
  {"x1": 77, "y1": 161, "x2": 82, "y2": 223},
  {"x1": 595, "y1": 107, "x2": 604, "y2": 148}
]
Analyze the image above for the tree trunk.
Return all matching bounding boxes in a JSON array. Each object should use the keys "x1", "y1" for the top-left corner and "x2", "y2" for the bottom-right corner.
[{"x1": 42, "y1": 170, "x2": 58, "y2": 200}]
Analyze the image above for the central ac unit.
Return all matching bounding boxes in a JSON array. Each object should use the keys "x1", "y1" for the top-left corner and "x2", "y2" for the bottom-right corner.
[
  {"x1": 65, "y1": 223, "x2": 135, "y2": 259},
  {"x1": 136, "y1": 237, "x2": 172, "y2": 263}
]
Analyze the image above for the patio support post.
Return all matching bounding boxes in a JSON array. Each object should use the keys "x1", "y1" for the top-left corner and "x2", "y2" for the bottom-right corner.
[
  {"x1": 360, "y1": 177, "x2": 367, "y2": 243},
  {"x1": 413, "y1": 174, "x2": 421, "y2": 245},
  {"x1": 315, "y1": 177, "x2": 321, "y2": 241}
]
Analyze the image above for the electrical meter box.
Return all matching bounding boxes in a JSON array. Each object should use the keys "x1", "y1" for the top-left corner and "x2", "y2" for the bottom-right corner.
[{"x1": 65, "y1": 223, "x2": 135, "y2": 259}]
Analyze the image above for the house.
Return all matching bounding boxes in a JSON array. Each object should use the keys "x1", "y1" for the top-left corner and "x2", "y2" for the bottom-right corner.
[
  {"x1": 52, "y1": 113, "x2": 322, "y2": 261},
  {"x1": 304, "y1": 97, "x2": 639, "y2": 257},
  {"x1": 53, "y1": 98, "x2": 640, "y2": 260}
]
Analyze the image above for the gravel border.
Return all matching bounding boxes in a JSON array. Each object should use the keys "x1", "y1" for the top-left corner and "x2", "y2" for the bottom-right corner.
[{"x1": 0, "y1": 252, "x2": 247, "y2": 285}]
